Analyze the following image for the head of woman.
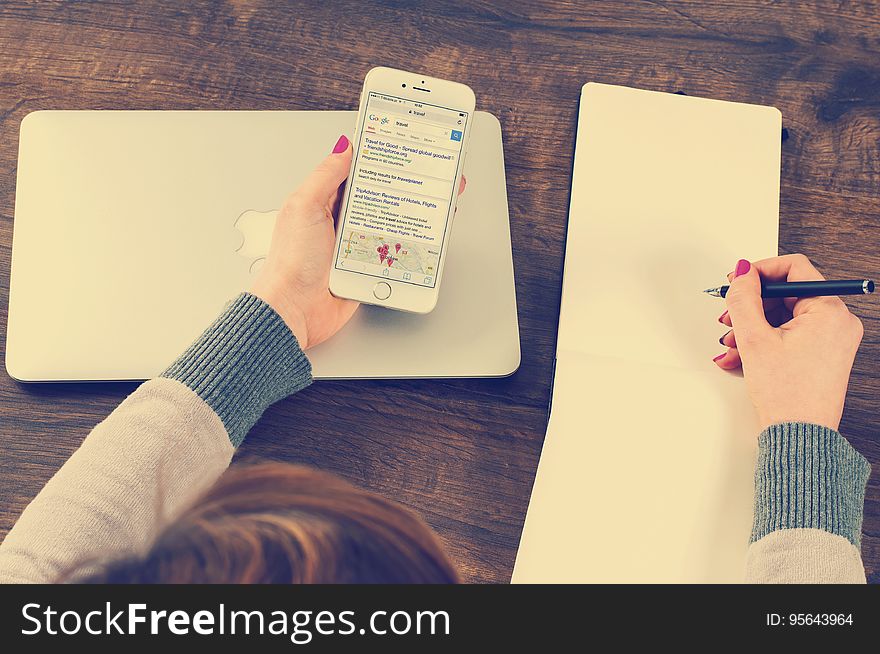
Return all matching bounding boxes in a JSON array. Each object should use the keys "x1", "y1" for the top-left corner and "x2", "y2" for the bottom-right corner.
[{"x1": 72, "y1": 463, "x2": 459, "y2": 583}]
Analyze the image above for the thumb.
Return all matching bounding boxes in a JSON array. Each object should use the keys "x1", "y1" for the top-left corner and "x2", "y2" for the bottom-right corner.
[
  {"x1": 725, "y1": 259, "x2": 771, "y2": 343},
  {"x1": 298, "y1": 134, "x2": 353, "y2": 201}
]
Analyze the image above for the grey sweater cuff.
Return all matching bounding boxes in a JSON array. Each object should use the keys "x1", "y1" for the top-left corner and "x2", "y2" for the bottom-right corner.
[
  {"x1": 161, "y1": 292, "x2": 312, "y2": 447},
  {"x1": 752, "y1": 422, "x2": 871, "y2": 548}
]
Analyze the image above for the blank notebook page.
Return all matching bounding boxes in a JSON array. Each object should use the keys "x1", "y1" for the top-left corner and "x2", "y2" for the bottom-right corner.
[{"x1": 513, "y1": 83, "x2": 781, "y2": 582}]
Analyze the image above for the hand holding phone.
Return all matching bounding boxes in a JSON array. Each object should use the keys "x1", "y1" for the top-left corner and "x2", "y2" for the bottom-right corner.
[
  {"x1": 329, "y1": 67, "x2": 476, "y2": 313},
  {"x1": 249, "y1": 136, "x2": 359, "y2": 350}
]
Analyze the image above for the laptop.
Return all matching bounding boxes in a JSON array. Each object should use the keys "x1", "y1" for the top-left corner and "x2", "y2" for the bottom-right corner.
[{"x1": 6, "y1": 110, "x2": 520, "y2": 381}]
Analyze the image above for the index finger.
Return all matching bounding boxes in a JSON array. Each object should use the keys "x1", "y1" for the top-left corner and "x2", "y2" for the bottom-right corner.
[{"x1": 726, "y1": 254, "x2": 826, "y2": 315}]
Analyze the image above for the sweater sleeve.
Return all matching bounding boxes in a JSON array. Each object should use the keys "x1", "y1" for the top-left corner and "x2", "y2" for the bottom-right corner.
[
  {"x1": 0, "y1": 292, "x2": 312, "y2": 583},
  {"x1": 745, "y1": 423, "x2": 871, "y2": 583}
]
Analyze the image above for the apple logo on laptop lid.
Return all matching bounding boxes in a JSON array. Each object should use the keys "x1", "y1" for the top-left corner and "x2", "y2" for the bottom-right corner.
[{"x1": 233, "y1": 209, "x2": 277, "y2": 275}]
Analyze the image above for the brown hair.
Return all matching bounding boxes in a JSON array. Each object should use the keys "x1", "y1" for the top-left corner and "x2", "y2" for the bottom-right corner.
[{"x1": 74, "y1": 463, "x2": 459, "y2": 583}]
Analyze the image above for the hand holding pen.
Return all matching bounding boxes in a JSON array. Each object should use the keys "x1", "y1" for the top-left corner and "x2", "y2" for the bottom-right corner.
[{"x1": 710, "y1": 254, "x2": 866, "y2": 433}]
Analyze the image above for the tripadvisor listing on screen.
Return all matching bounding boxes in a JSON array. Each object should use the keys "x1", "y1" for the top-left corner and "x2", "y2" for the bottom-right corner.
[{"x1": 335, "y1": 91, "x2": 467, "y2": 289}]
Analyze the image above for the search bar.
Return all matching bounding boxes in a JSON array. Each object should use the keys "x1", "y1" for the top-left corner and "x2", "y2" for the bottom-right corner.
[
  {"x1": 391, "y1": 117, "x2": 450, "y2": 139},
  {"x1": 365, "y1": 108, "x2": 463, "y2": 146},
  {"x1": 369, "y1": 99, "x2": 462, "y2": 127}
]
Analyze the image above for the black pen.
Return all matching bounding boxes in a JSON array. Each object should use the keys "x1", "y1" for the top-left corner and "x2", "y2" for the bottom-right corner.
[{"x1": 703, "y1": 279, "x2": 875, "y2": 299}]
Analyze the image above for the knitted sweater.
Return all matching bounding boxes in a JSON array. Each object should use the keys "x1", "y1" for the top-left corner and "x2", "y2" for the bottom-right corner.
[{"x1": 0, "y1": 293, "x2": 871, "y2": 583}]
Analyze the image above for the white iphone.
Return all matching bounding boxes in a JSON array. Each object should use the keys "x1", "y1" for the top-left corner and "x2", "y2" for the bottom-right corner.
[{"x1": 329, "y1": 66, "x2": 476, "y2": 313}]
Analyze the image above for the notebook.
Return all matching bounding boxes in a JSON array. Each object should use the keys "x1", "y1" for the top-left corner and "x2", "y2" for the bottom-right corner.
[{"x1": 513, "y1": 83, "x2": 782, "y2": 582}]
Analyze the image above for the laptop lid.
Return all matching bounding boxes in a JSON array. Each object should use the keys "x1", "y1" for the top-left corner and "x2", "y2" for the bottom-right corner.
[{"x1": 7, "y1": 110, "x2": 519, "y2": 381}]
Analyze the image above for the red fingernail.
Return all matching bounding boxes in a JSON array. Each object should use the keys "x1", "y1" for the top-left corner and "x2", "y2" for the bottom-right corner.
[
  {"x1": 719, "y1": 330, "x2": 731, "y2": 345},
  {"x1": 718, "y1": 310, "x2": 728, "y2": 324},
  {"x1": 712, "y1": 352, "x2": 726, "y2": 362},
  {"x1": 332, "y1": 134, "x2": 349, "y2": 154},
  {"x1": 734, "y1": 259, "x2": 751, "y2": 278}
]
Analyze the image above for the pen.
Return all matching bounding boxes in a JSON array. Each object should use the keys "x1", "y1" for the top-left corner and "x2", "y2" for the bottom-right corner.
[{"x1": 703, "y1": 279, "x2": 875, "y2": 299}]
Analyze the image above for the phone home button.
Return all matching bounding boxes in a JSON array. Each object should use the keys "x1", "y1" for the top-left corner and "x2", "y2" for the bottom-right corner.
[{"x1": 373, "y1": 281, "x2": 392, "y2": 300}]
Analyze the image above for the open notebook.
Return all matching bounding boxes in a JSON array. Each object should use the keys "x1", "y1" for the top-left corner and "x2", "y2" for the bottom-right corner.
[{"x1": 513, "y1": 84, "x2": 782, "y2": 582}]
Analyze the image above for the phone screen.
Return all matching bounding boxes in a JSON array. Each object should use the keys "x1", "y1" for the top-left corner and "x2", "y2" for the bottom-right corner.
[{"x1": 334, "y1": 91, "x2": 469, "y2": 288}]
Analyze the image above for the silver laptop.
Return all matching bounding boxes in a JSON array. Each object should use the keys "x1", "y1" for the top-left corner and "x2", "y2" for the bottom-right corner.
[{"x1": 6, "y1": 110, "x2": 520, "y2": 381}]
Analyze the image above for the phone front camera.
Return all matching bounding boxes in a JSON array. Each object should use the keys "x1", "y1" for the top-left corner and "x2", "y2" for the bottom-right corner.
[{"x1": 402, "y1": 83, "x2": 406, "y2": 88}]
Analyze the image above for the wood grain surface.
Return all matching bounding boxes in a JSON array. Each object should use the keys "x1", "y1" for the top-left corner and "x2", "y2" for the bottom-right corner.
[{"x1": 0, "y1": 0, "x2": 877, "y2": 583}]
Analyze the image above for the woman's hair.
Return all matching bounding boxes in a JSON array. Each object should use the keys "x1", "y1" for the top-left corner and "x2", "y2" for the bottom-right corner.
[{"x1": 73, "y1": 463, "x2": 459, "y2": 583}]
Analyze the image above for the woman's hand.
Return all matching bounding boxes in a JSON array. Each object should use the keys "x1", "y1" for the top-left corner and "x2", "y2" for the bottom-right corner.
[
  {"x1": 713, "y1": 254, "x2": 864, "y2": 432},
  {"x1": 250, "y1": 134, "x2": 467, "y2": 350},
  {"x1": 250, "y1": 135, "x2": 357, "y2": 350}
]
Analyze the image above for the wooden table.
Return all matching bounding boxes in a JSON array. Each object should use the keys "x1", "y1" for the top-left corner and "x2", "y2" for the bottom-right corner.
[{"x1": 0, "y1": 1, "x2": 877, "y2": 583}]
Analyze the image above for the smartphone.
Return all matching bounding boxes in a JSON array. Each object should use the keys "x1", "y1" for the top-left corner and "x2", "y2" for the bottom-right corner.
[{"x1": 329, "y1": 66, "x2": 476, "y2": 313}]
